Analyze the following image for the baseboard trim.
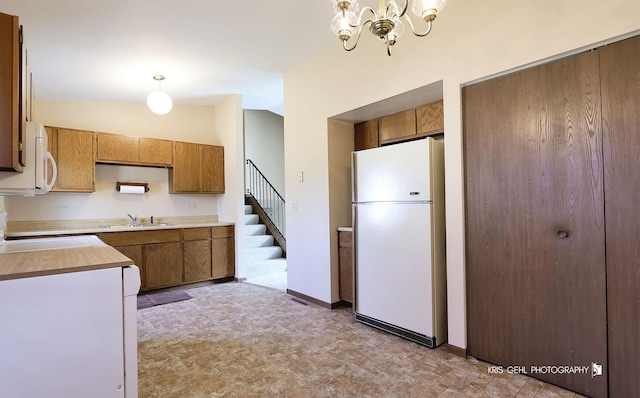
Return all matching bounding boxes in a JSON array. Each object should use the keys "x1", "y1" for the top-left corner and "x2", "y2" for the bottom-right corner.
[
  {"x1": 446, "y1": 344, "x2": 467, "y2": 358},
  {"x1": 286, "y1": 289, "x2": 332, "y2": 309},
  {"x1": 214, "y1": 276, "x2": 235, "y2": 284},
  {"x1": 332, "y1": 300, "x2": 353, "y2": 309}
]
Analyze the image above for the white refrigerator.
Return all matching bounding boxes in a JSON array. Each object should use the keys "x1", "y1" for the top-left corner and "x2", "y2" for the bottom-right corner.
[{"x1": 352, "y1": 137, "x2": 446, "y2": 348}]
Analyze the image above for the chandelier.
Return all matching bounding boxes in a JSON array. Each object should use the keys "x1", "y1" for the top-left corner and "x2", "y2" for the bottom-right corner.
[{"x1": 330, "y1": 0, "x2": 447, "y2": 55}]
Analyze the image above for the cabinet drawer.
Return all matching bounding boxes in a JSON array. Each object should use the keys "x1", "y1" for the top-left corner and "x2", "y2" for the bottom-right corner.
[
  {"x1": 98, "y1": 229, "x2": 181, "y2": 246},
  {"x1": 212, "y1": 226, "x2": 234, "y2": 238},
  {"x1": 184, "y1": 227, "x2": 211, "y2": 241}
]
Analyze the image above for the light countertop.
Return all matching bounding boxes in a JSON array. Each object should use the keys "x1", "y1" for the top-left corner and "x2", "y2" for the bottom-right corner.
[
  {"x1": 6, "y1": 216, "x2": 234, "y2": 238},
  {"x1": 338, "y1": 226, "x2": 353, "y2": 232},
  {"x1": 0, "y1": 235, "x2": 134, "y2": 281}
]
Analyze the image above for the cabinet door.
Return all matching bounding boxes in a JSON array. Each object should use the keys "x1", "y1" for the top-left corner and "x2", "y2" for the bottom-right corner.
[
  {"x1": 145, "y1": 242, "x2": 183, "y2": 290},
  {"x1": 338, "y1": 231, "x2": 353, "y2": 303},
  {"x1": 416, "y1": 100, "x2": 444, "y2": 135},
  {"x1": 96, "y1": 133, "x2": 139, "y2": 163},
  {"x1": 212, "y1": 226, "x2": 234, "y2": 278},
  {"x1": 53, "y1": 129, "x2": 95, "y2": 192},
  {"x1": 354, "y1": 119, "x2": 379, "y2": 151},
  {"x1": 201, "y1": 145, "x2": 224, "y2": 193},
  {"x1": 379, "y1": 109, "x2": 416, "y2": 144},
  {"x1": 600, "y1": 35, "x2": 640, "y2": 397},
  {"x1": 464, "y1": 50, "x2": 606, "y2": 397},
  {"x1": 170, "y1": 141, "x2": 200, "y2": 192},
  {"x1": 0, "y1": 12, "x2": 21, "y2": 172},
  {"x1": 139, "y1": 137, "x2": 172, "y2": 165},
  {"x1": 184, "y1": 240, "x2": 212, "y2": 283}
]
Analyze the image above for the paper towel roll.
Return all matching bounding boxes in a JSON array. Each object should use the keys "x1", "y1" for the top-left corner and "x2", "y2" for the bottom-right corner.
[{"x1": 119, "y1": 185, "x2": 146, "y2": 194}]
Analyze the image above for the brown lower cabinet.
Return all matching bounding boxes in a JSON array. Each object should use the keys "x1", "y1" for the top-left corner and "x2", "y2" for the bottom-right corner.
[
  {"x1": 212, "y1": 226, "x2": 234, "y2": 279},
  {"x1": 338, "y1": 230, "x2": 353, "y2": 303},
  {"x1": 145, "y1": 242, "x2": 183, "y2": 290},
  {"x1": 98, "y1": 225, "x2": 235, "y2": 292},
  {"x1": 464, "y1": 35, "x2": 640, "y2": 397},
  {"x1": 184, "y1": 227, "x2": 212, "y2": 283}
]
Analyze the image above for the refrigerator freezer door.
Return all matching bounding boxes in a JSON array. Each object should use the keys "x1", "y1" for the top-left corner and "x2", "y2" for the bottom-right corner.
[
  {"x1": 355, "y1": 202, "x2": 433, "y2": 337},
  {"x1": 353, "y1": 138, "x2": 431, "y2": 203}
]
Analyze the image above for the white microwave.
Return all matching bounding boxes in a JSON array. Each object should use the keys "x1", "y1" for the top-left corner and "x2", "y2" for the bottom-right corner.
[{"x1": 0, "y1": 122, "x2": 57, "y2": 196}]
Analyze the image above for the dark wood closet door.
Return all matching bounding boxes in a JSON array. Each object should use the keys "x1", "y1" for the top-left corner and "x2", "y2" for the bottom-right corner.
[
  {"x1": 600, "y1": 35, "x2": 640, "y2": 397},
  {"x1": 464, "y1": 50, "x2": 607, "y2": 397}
]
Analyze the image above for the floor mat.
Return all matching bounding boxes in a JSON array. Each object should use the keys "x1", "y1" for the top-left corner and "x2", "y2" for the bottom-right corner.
[{"x1": 137, "y1": 290, "x2": 192, "y2": 309}]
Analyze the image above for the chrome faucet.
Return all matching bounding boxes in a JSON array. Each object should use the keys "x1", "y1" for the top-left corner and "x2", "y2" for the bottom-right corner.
[{"x1": 127, "y1": 213, "x2": 139, "y2": 225}]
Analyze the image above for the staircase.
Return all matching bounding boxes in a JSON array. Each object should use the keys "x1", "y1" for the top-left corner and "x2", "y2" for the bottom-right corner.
[{"x1": 244, "y1": 204, "x2": 287, "y2": 290}]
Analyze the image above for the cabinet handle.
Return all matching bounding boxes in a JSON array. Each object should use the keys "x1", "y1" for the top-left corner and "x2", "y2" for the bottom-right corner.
[{"x1": 557, "y1": 231, "x2": 569, "y2": 238}]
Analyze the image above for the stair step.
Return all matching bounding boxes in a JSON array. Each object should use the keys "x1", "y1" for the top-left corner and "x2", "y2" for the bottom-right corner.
[
  {"x1": 246, "y1": 246, "x2": 283, "y2": 262},
  {"x1": 246, "y1": 235, "x2": 275, "y2": 248},
  {"x1": 245, "y1": 224, "x2": 267, "y2": 236},
  {"x1": 246, "y1": 258, "x2": 287, "y2": 279},
  {"x1": 244, "y1": 205, "x2": 253, "y2": 215},
  {"x1": 244, "y1": 214, "x2": 259, "y2": 225}
]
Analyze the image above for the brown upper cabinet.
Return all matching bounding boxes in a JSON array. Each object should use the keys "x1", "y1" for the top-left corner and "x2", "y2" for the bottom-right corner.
[
  {"x1": 0, "y1": 12, "x2": 24, "y2": 171},
  {"x1": 354, "y1": 119, "x2": 379, "y2": 151},
  {"x1": 416, "y1": 100, "x2": 444, "y2": 136},
  {"x1": 379, "y1": 109, "x2": 417, "y2": 144},
  {"x1": 170, "y1": 141, "x2": 224, "y2": 194},
  {"x1": 47, "y1": 127, "x2": 96, "y2": 192},
  {"x1": 96, "y1": 132, "x2": 172, "y2": 166},
  {"x1": 44, "y1": 125, "x2": 225, "y2": 194},
  {"x1": 354, "y1": 100, "x2": 444, "y2": 150}
]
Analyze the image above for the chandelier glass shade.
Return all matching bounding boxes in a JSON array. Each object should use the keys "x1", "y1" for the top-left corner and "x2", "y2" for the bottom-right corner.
[
  {"x1": 330, "y1": 0, "x2": 446, "y2": 55},
  {"x1": 147, "y1": 75, "x2": 173, "y2": 115}
]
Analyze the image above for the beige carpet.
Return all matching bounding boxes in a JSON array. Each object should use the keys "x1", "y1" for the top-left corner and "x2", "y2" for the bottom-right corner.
[{"x1": 137, "y1": 282, "x2": 582, "y2": 397}]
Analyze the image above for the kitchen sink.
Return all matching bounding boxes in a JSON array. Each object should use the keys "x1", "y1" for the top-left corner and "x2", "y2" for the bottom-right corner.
[{"x1": 101, "y1": 223, "x2": 171, "y2": 229}]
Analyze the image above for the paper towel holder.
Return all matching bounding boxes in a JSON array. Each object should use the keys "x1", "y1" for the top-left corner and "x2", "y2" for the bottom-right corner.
[{"x1": 116, "y1": 181, "x2": 149, "y2": 193}]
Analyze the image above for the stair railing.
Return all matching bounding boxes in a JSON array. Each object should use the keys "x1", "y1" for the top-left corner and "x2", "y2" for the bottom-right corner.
[{"x1": 246, "y1": 159, "x2": 286, "y2": 238}]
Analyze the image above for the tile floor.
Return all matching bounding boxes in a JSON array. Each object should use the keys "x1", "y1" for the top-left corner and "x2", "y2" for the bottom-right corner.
[{"x1": 137, "y1": 282, "x2": 583, "y2": 398}]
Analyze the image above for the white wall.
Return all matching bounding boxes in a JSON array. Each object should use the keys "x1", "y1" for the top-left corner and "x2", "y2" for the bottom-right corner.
[
  {"x1": 244, "y1": 110, "x2": 285, "y2": 196},
  {"x1": 284, "y1": 0, "x2": 640, "y2": 349},
  {"x1": 5, "y1": 101, "x2": 224, "y2": 223},
  {"x1": 214, "y1": 95, "x2": 246, "y2": 279}
]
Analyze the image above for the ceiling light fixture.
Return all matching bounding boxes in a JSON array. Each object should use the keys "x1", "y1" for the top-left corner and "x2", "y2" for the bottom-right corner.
[
  {"x1": 330, "y1": 0, "x2": 446, "y2": 56},
  {"x1": 147, "y1": 75, "x2": 173, "y2": 115}
]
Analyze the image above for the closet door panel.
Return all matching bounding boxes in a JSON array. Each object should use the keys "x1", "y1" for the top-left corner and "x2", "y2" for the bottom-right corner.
[
  {"x1": 520, "y1": 51, "x2": 606, "y2": 397},
  {"x1": 464, "y1": 50, "x2": 607, "y2": 397},
  {"x1": 464, "y1": 72, "x2": 528, "y2": 367},
  {"x1": 600, "y1": 35, "x2": 640, "y2": 398}
]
